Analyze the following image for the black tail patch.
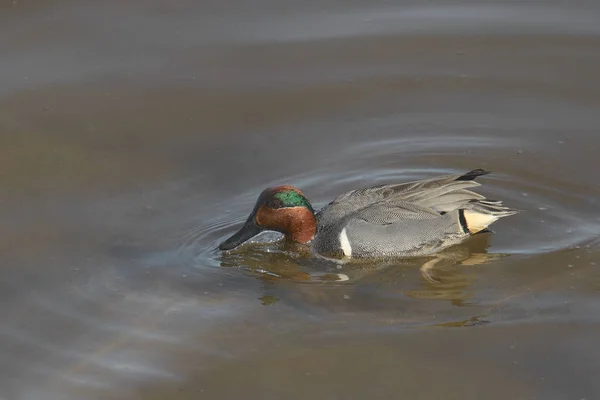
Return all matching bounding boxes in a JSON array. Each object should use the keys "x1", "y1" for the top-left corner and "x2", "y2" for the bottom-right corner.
[
  {"x1": 456, "y1": 169, "x2": 491, "y2": 181},
  {"x1": 458, "y1": 209, "x2": 469, "y2": 233}
]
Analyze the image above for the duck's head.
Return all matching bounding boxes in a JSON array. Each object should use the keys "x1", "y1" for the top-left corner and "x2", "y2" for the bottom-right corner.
[{"x1": 219, "y1": 186, "x2": 316, "y2": 251}]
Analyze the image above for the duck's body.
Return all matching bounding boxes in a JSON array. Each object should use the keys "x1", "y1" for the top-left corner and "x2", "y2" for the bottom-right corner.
[{"x1": 220, "y1": 169, "x2": 518, "y2": 261}]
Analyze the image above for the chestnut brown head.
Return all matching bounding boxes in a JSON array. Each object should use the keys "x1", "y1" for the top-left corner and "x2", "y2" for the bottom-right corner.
[{"x1": 219, "y1": 186, "x2": 316, "y2": 251}]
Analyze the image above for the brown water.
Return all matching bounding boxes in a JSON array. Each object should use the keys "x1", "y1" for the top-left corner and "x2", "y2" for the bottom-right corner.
[{"x1": 2, "y1": 1, "x2": 600, "y2": 399}]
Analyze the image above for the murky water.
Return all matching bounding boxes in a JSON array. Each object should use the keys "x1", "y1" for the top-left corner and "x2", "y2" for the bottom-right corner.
[{"x1": 2, "y1": 1, "x2": 600, "y2": 399}]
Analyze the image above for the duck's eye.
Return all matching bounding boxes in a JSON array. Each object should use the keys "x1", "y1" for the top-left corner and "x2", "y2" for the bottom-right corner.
[{"x1": 267, "y1": 198, "x2": 283, "y2": 209}]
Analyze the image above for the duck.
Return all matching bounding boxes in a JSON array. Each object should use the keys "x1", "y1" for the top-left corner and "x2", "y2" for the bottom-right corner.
[{"x1": 219, "y1": 169, "x2": 518, "y2": 264}]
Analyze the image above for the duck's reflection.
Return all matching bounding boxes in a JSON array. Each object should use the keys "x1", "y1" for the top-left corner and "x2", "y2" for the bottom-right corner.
[{"x1": 218, "y1": 233, "x2": 507, "y2": 308}]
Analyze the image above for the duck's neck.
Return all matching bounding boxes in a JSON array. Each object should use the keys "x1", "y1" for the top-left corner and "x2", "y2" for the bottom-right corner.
[{"x1": 286, "y1": 207, "x2": 316, "y2": 244}]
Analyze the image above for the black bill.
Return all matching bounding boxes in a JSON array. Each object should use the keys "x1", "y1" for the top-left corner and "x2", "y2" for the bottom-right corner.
[{"x1": 219, "y1": 221, "x2": 263, "y2": 251}]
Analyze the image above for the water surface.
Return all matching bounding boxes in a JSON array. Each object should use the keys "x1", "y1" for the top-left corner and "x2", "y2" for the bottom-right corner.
[{"x1": 1, "y1": 1, "x2": 600, "y2": 399}]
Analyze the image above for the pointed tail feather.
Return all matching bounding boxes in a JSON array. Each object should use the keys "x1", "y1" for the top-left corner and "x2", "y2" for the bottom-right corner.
[{"x1": 455, "y1": 169, "x2": 491, "y2": 181}]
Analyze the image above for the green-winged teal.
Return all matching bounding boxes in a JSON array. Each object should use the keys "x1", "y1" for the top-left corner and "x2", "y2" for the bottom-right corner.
[{"x1": 220, "y1": 169, "x2": 518, "y2": 263}]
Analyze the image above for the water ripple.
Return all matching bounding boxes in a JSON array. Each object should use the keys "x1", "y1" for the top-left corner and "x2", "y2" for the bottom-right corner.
[{"x1": 182, "y1": 134, "x2": 599, "y2": 271}]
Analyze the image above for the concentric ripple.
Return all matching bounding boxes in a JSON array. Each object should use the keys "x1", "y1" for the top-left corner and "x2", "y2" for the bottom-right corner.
[{"x1": 183, "y1": 134, "x2": 600, "y2": 277}]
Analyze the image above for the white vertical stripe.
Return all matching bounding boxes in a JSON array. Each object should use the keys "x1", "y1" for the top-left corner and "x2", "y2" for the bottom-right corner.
[{"x1": 339, "y1": 227, "x2": 352, "y2": 258}]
